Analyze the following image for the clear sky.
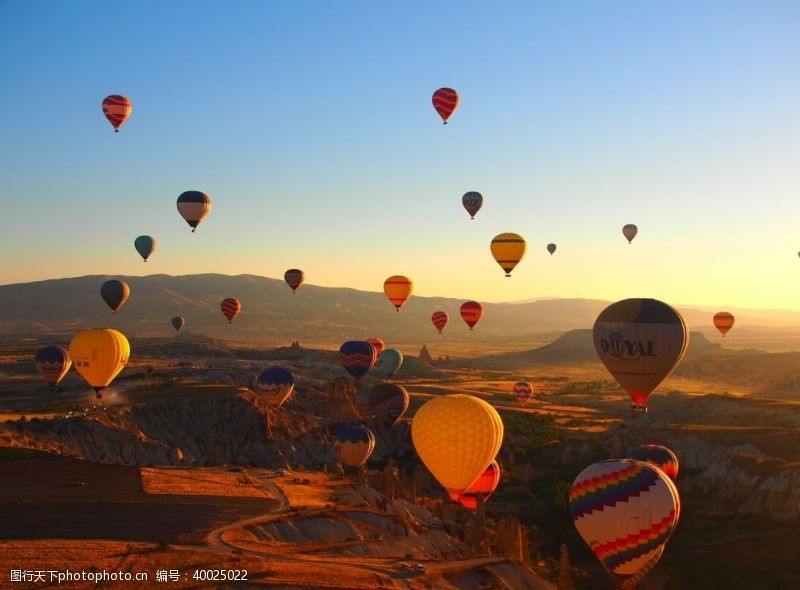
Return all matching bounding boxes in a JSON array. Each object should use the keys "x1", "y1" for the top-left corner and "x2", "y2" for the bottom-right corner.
[{"x1": 1, "y1": 1, "x2": 798, "y2": 309}]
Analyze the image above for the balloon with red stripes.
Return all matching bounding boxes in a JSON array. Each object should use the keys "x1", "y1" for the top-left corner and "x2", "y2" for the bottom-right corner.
[
  {"x1": 431, "y1": 311, "x2": 449, "y2": 334},
  {"x1": 432, "y1": 88, "x2": 459, "y2": 124},
  {"x1": 101, "y1": 95, "x2": 132, "y2": 132},
  {"x1": 220, "y1": 298, "x2": 241, "y2": 323},
  {"x1": 460, "y1": 301, "x2": 484, "y2": 331}
]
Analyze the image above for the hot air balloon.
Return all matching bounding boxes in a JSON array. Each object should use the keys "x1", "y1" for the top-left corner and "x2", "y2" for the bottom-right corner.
[
  {"x1": 100, "y1": 280, "x2": 130, "y2": 314},
  {"x1": 629, "y1": 444, "x2": 679, "y2": 480},
  {"x1": 547, "y1": 243, "x2": 557, "y2": 255},
  {"x1": 383, "y1": 276, "x2": 413, "y2": 311},
  {"x1": 355, "y1": 389, "x2": 374, "y2": 419},
  {"x1": 334, "y1": 424, "x2": 376, "y2": 467},
  {"x1": 462, "y1": 192, "x2": 483, "y2": 219},
  {"x1": 457, "y1": 459, "x2": 501, "y2": 510},
  {"x1": 34, "y1": 346, "x2": 72, "y2": 389},
  {"x1": 339, "y1": 341, "x2": 377, "y2": 382},
  {"x1": 101, "y1": 95, "x2": 132, "y2": 132},
  {"x1": 512, "y1": 381, "x2": 533, "y2": 403},
  {"x1": 569, "y1": 459, "x2": 680, "y2": 589},
  {"x1": 133, "y1": 236, "x2": 156, "y2": 262},
  {"x1": 284, "y1": 269, "x2": 304, "y2": 294},
  {"x1": 432, "y1": 87, "x2": 459, "y2": 124},
  {"x1": 368, "y1": 383, "x2": 409, "y2": 428},
  {"x1": 171, "y1": 316, "x2": 185, "y2": 332},
  {"x1": 460, "y1": 301, "x2": 484, "y2": 331},
  {"x1": 366, "y1": 338, "x2": 385, "y2": 357},
  {"x1": 69, "y1": 328, "x2": 130, "y2": 399},
  {"x1": 177, "y1": 191, "x2": 212, "y2": 232},
  {"x1": 375, "y1": 348, "x2": 403, "y2": 378},
  {"x1": 220, "y1": 298, "x2": 241, "y2": 323},
  {"x1": 490, "y1": 233, "x2": 526, "y2": 277},
  {"x1": 412, "y1": 394, "x2": 504, "y2": 501},
  {"x1": 623, "y1": 224, "x2": 638, "y2": 244},
  {"x1": 593, "y1": 298, "x2": 689, "y2": 413},
  {"x1": 713, "y1": 312, "x2": 734, "y2": 337},
  {"x1": 432, "y1": 311, "x2": 449, "y2": 334},
  {"x1": 255, "y1": 367, "x2": 295, "y2": 408}
]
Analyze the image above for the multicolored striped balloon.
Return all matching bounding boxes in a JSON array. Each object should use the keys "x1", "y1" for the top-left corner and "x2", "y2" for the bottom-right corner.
[
  {"x1": 512, "y1": 381, "x2": 533, "y2": 403},
  {"x1": 34, "y1": 346, "x2": 72, "y2": 389},
  {"x1": 432, "y1": 87, "x2": 459, "y2": 124},
  {"x1": 460, "y1": 301, "x2": 484, "y2": 331},
  {"x1": 458, "y1": 459, "x2": 501, "y2": 510},
  {"x1": 462, "y1": 191, "x2": 483, "y2": 219},
  {"x1": 367, "y1": 383, "x2": 409, "y2": 428},
  {"x1": 490, "y1": 233, "x2": 526, "y2": 277},
  {"x1": 101, "y1": 95, "x2": 132, "y2": 132},
  {"x1": 383, "y1": 275, "x2": 413, "y2": 311},
  {"x1": 134, "y1": 235, "x2": 157, "y2": 262},
  {"x1": 432, "y1": 311, "x2": 449, "y2": 334},
  {"x1": 547, "y1": 243, "x2": 557, "y2": 255},
  {"x1": 629, "y1": 444, "x2": 679, "y2": 481},
  {"x1": 284, "y1": 269, "x2": 304, "y2": 294},
  {"x1": 177, "y1": 191, "x2": 212, "y2": 232},
  {"x1": 713, "y1": 311, "x2": 734, "y2": 337},
  {"x1": 366, "y1": 337, "x2": 385, "y2": 356},
  {"x1": 569, "y1": 459, "x2": 680, "y2": 589},
  {"x1": 255, "y1": 367, "x2": 295, "y2": 408},
  {"x1": 220, "y1": 297, "x2": 241, "y2": 323},
  {"x1": 335, "y1": 424, "x2": 376, "y2": 467},
  {"x1": 339, "y1": 340, "x2": 377, "y2": 382},
  {"x1": 100, "y1": 280, "x2": 130, "y2": 314}
]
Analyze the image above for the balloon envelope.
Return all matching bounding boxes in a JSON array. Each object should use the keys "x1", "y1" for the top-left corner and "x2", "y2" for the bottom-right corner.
[
  {"x1": 460, "y1": 301, "x2": 484, "y2": 330},
  {"x1": 462, "y1": 192, "x2": 483, "y2": 219},
  {"x1": 339, "y1": 341, "x2": 377, "y2": 382},
  {"x1": 547, "y1": 243, "x2": 557, "y2": 255},
  {"x1": 284, "y1": 269, "x2": 304, "y2": 293},
  {"x1": 171, "y1": 316, "x2": 185, "y2": 332},
  {"x1": 35, "y1": 346, "x2": 71, "y2": 388},
  {"x1": 490, "y1": 233, "x2": 526, "y2": 277},
  {"x1": 335, "y1": 425, "x2": 376, "y2": 467},
  {"x1": 383, "y1": 276, "x2": 413, "y2": 311},
  {"x1": 102, "y1": 95, "x2": 132, "y2": 132},
  {"x1": 458, "y1": 459, "x2": 501, "y2": 510},
  {"x1": 100, "y1": 280, "x2": 130, "y2": 314},
  {"x1": 366, "y1": 338, "x2": 385, "y2": 357},
  {"x1": 69, "y1": 329, "x2": 130, "y2": 396},
  {"x1": 177, "y1": 191, "x2": 212, "y2": 232},
  {"x1": 593, "y1": 298, "x2": 689, "y2": 412},
  {"x1": 134, "y1": 235, "x2": 156, "y2": 262},
  {"x1": 375, "y1": 348, "x2": 403, "y2": 377},
  {"x1": 220, "y1": 298, "x2": 241, "y2": 323},
  {"x1": 629, "y1": 444, "x2": 679, "y2": 480},
  {"x1": 256, "y1": 367, "x2": 295, "y2": 408},
  {"x1": 713, "y1": 312, "x2": 734, "y2": 336},
  {"x1": 412, "y1": 394, "x2": 504, "y2": 500},
  {"x1": 368, "y1": 383, "x2": 409, "y2": 428},
  {"x1": 432, "y1": 88, "x2": 459, "y2": 124},
  {"x1": 432, "y1": 311, "x2": 449, "y2": 334},
  {"x1": 570, "y1": 459, "x2": 680, "y2": 588},
  {"x1": 623, "y1": 224, "x2": 638, "y2": 243},
  {"x1": 512, "y1": 381, "x2": 533, "y2": 403}
]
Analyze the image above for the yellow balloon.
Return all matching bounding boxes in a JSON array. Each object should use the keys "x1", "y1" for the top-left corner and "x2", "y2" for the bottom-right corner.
[
  {"x1": 412, "y1": 394, "x2": 504, "y2": 500},
  {"x1": 69, "y1": 329, "x2": 130, "y2": 395},
  {"x1": 490, "y1": 233, "x2": 526, "y2": 277},
  {"x1": 383, "y1": 275, "x2": 413, "y2": 311}
]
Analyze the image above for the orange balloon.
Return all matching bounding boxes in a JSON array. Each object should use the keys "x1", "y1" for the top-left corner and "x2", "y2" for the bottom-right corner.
[
  {"x1": 713, "y1": 312, "x2": 734, "y2": 337},
  {"x1": 383, "y1": 276, "x2": 413, "y2": 311}
]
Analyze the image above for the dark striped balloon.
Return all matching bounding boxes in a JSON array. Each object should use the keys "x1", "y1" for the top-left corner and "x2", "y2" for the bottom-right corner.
[
  {"x1": 100, "y1": 280, "x2": 130, "y2": 314},
  {"x1": 460, "y1": 301, "x2": 484, "y2": 331},
  {"x1": 432, "y1": 88, "x2": 459, "y2": 124},
  {"x1": 334, "y1": 424, "x2": 376, "y2": 467},
  {"x1": 284, "y1": 269, "x2": 305, "y2": 293},
  {"x1": 339, "y1": 340, "x2": 377, "y2": 382},
  {"x1": 220, "y1": 298, "x2": 241, "y2": 323},
  {"x1": 256, "y1": 366, "x2": 295, "y2": 408},
  {"x1": 177, "y1": 191, "x2": 212, "y2": 232},
  {"x1": 432, "y1": 311, "x2": 449, "y2": 334},
  {"x1": 367, "y1": 383, "x2": 409, "y2": 428},
  {"x1": 101, "y1": 95, "x2": 132, "y2": 132},
  {"x1": 35, "y1": 345, "x2": 72, "y2": 388},
  {"x1": 629, "y1": 444, "x2": 679, "y2": 480},
  {"x1": 462, "y1": 191, "x2": 483, "y2": 219}
]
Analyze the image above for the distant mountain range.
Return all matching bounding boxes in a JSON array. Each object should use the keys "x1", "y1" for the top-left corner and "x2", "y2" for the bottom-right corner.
[{"x1": 1, "y1": 273, "x2": 799, "y2": 347}]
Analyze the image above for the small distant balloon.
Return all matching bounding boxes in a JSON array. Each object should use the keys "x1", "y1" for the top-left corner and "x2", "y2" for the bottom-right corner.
[
  {"x1": 171, "y1": 316, "x2": 185, "y2": 332},
  {"x1": 375, "y1": 348, "x2": 403, "y2": 377},
  {"x1": 255, "y1": 367, "x2": 295, "y2": 408},
  {"x1": 35, "y1": 346, "x2": 71, "y2": 389},
  {"x1": 713, "y1": 312, "x2": 734, "y2": 337},
  {"x1": 284, "y1": 269, "x2": 304, "y2": 294},
  {"x1": 432, "y1": 311, "x2": 449, "y2": 334},
  {"x1": 220, "y1": 298, "x2": 241, "y2": 323},
  {"x1": 367, "y1": 383, "x2": 410, "y2": 428},
  {"x1": 490, "y1": 233, "x2": 526, "y2": 277},
  {"x1": 100, "y1": 280, "x2": 130, "y2": 314},
  {"x1": 134, "y1": 235, "x2": 157, "y2": 262},
  {"x1": 339, "y1": 340, "x2": 377, "y2": 382},
  {"x1": 101, "y1": 95, "x2": 132, "y2": 132},
  {"x1": 512, "y1": 381, "x2": 533, "y2": 403},
  {"x1": 462, "y1": 192, "x2": 483, "y2": 220},
  {"x1": 432, "y1": 88, "x2": 459, "y2": 124},
  {"x1": 177, "y1": 191, "x2": 212, "y2": 232},
  {"x1": 547, "y1": 243, "x2": 557, "y2": 255},
  {"x1": 623, "y1": 224, "x2": 638, "y2": 244},
  {"x1": 383, "y1": 276, "x2": 413, "y2": 311},
  {"x1": 460, "y1": 301, "x2": 484, "y2": 331},
  {"x1": 335, "y1": 424, "x2": 376, "y2": 467}
]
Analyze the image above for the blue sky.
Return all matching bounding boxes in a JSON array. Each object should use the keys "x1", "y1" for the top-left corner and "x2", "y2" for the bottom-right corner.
[{"x1": 1, "y1": 1, "x2": 798, "y2": 308}]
